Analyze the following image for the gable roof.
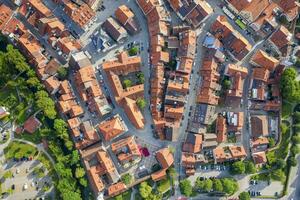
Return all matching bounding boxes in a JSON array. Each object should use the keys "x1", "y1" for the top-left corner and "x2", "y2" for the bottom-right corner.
[
  {"x1": 99, "y1": 115, "x2": 126, "y2": 141},
  {"x1": 156, "y1": 148, "x2": 174, "y2": 169}
]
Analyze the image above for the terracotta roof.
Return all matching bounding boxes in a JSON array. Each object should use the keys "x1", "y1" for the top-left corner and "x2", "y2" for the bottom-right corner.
[
  {"x1": 227, "y1": 0, "x2": 251, "y2": 12},
  {"x1": 182, "y1": 134, "x2": 202, "y2": 153},
  {"x1": 115, "y1": 5, "x2": 134, "y2": 25},
  {"x1": 252, "y1": 67, "x2": 270, "y2": 82},
  {"x1": 122, "y1": 97, "x2": 145, "y2": 129},
  {"x1": 251, "y1": 50, "x2": 279, "y2": 71},
  {"x1": 0, "y1": 3, "x2": 13, "y2": 31},
  {"x1": 251, "y1": 115, "x2": 268, "y2": 138},
  {"x1": 229, "y1": 146, "x2": 247, "y2": 159},
  {"x1": 151, "y1": 169, "x2": 167, "y2": 181},
  {"x1": 111, "y1": 136, "x2": 141, "y2": 164},
  {"x1": 67, "y1": 117, "x2": 80, "y2": 129},
  {"x1": 108, "y1": 182, "x2": 127, "y2": 197},
  {"x1": 270, "y1": 25, "x2": 292, "y2": 50},
  {"x1": 252, "y1": 151, "x2": 267, "y2": 165},
  {"x1": 156, "y1": 148, "x2": 174, "y2": 169},
  {"x1": 278, "y1": 0, "x2": 299, "y2": 21},
  {"x1": 251, "y1": 137, "x2": 269, "y2": 148},
  {"x1": 25, "y1": 0, "x2": 52, "y2": 18},
  {"x1": 99, "y1": 115, "x2": 126, "y2": 141},
  {"x1": 44, "y1": 76, "x2": 60, "y2": 93},
  {"x1": 65, "y1": 2, "x2": 95, "y2": 28},
  {"x1": 136, "y1": 0, "x2": 159, "y2": 15},
  {"x1": 216, "y1": 115, "x2": 227, "y2": 143},
  {"x1": 23, "y1": 116, "x2": 42, "y2": 134}
]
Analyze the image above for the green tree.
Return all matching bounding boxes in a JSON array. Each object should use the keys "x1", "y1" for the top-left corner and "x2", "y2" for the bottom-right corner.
[
  {"x1": 70, "y1": 150, "x2": 80, "y2": 166},
  {"x1": 291, "y1": 145, "x2": 300, "y2": 155},
  {"x1": 213, "y1": 179, "x2": 223, "y2": 192},
  {"x1": 123, "y1": 79, "x2": 132, "y2": 89},
  {"x1": 280, "y1": 68, "x2": 300, "y2": 102},
  {"x1": 268, "y1": 137, "x2": 275, "y2": 148},
  {"x1": 137, "y1": 72, "x2": 145, "y2": 84},
  {"x1": 245, "y1": 161, "x2": 256, "y2": 174},
  {"x1": 292, "y1": 135, "x2": 300, "y2": 144},
  {"x1": 5, "y1": 44, "x2": 30, "y2": 73},
  {"x1": 136, "y1": 98, "x2": 146, "y2": 109},
  {"x1": 275, "y1": 158, "x2": 285, "y2": 169},
  {"x1": 222, "y1": 79, "x2": 231, "y2": 90},
  {"x1": 27, "y1": 77, "x2": 44, "y2": 90},
  {"x1": 271, "y1": 169, "x2": 286, "y2": 182},
  {"x1": 288, "y1": 156, "x2": 297, "y2": 167},
  {"x1": 239, "y1": 191, "x2": 250, "y2": 200},
  {"x1": 121, "y1": 173, "x2": 133, "y2": 185},
  {"x1": 139, "y1": 182, "x2": 152, "y2": 198},
  {"x1": 35, "y1": 91, "x2": 56, "y2": 119},
  {"x1": 179, "y1": 179, "x2": 193, "y2": 197},
  {"x1": 57, "y1": 67, "x2": 68, "y2": 80},
  {"x1": 128, "y1": 46, "x2": 138, "y2": 56},
  {"x1": 167, "y1": 167, "x2": 177, "y2": 179},
  {"x1": 3, "y1": 170, "x2": 13, "y2": 179},
  {"x1": 231, "y1": 161, "x2": 245, "y2": 174},
  {"x1": 294, "y1": 112, "x2": 300, "y2": 123},
  {"x1": 54, "y1": 119, "x2": 68, "y2": 139},
  {"x1": 75, "y1": 167, "x2": 85, "y2": 178},
  {"x1": 195, "y1": 178, "x2": 213, "y2": 192},
  {"x1": 79, "y1": 177, "x2": 87, "y2": 187},
  {"x1": 222, "y1": 178, "x2": 238, "y2": 194}
]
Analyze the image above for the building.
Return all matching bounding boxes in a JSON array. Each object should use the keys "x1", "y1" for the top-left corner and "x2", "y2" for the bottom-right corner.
[
  {"x1": 111, "y1": 136, "x2": 141, "y2": 167},
  {"x1": 82, "y1": 145, "x2": 120, "y2": 195},
  {"x1": 102, "y1": 52, "x2": 145, "y2": 129},
  {"x1": 156, "y1": 148, "x2": 174, "y2": 169},
  {"x1": 168, "y1": 0, "x2": 213, "y2": 27},
  {"x1": 98, "y1": 115, "x2": 127, "y2": 141},
  {"x1": 182, "y1": 133, "x2": 203, "y2": 153},
  {"x1": 0, "y1": 3, "x2": 13, "y2": 31},
  {"x1": 269, "y1": 25, "x2": 292, "y2": 55},
  {"x1": 216, "y1": 115, "x2": 227, "y2": 143},
  {"x1": 108, "y1": 182, "x2": 127, "y2": 197},
  {"x1": 44, "y1": 76, "x2": 61, "y2": 94},
  {"x1": 74, "y1": 65, "x2": 112, "y2": 117},
  {"x1": 225, "y1": 64, "x2": 248, "y2": 99},
  {"x1": 213, "y1": 145, "x2": 246, "y2": 163},
  {"x1": 23, "y1": 116, "x2": 42, "y2": 134},
  {"x1": 211, "y1": 15, "x2": 252, "y2": 60},
  {"x1": 115, "y1": 5, "x2": 139, "y2": 34},
  {"x1": 252, "y1": 151, "x2": 267, "y2": 167},
  {"x1": 63, "y1": 1, "x2": 95, "y2": 30},
  {"x1": 69, "y1": 51, "x2": 92, "y2": 69},
  {"x1": 102, "y1": 17, "x2": 128, "y2": 42},
  {"x1": 70, "y1": 120, "x2": 100, "y2": 150},
  {"x1": 251, "y1": 115, "x2": 269, "y2": 138},
  {"x1": 250, "y1": 50, "x2": 279, "y2": 71},
  {"x1": 181, "y1": 152, "x2": 207, "y2": 176}
]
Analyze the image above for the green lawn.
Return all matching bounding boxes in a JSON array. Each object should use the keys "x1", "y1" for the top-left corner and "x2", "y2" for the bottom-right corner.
[
  {"x1": 157, "y1": 179, "x2": 171, "y2": 194},
  {"x1": 4, "y1": 141, "x2": 38, "y2": 159},
  {"x1": 235, "y1": 19, "x2": 246, "y2": 30},
  {"x1": 15, "y1": 131, "x2": 42, "y2": 144}
]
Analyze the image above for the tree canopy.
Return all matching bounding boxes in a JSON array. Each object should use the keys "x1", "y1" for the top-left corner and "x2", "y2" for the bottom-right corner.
[
  {"x1": 239, "y1": 191, "x2": 250, "y2": 200},
  {"x1": 230, "y1": 161, "x2": 245, "y2": 174},
  {"x1": 280, "y1": 68, "x2": 300, "y2": 102},
  {"x1": 179, "y1": 179, "x2": 193, "y2": 197},
  {"x1": 139, "y1": 182, "x2": 152, "y2": 199},
  {"x1": 136, "y1": 98, "x2": 147, "y2": 110}
]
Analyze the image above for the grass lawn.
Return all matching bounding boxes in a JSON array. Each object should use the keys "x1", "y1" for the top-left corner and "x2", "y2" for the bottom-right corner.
[
  {"x1": 4, "y1": 141, "x2": 38, "y2": 159},
  {"x1": 157, "y1": 179, "x2": 171, "y2": 194},
  {"x1": 235, "y1": 19, "x2": 246, "y2": 30},
  {"x1": 282, "y1": 101, "x2": 293, "y2": 119}
]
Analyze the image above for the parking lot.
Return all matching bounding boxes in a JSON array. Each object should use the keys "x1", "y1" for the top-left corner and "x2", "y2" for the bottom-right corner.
[{"x1": 1, "y1": 160, "x2": 52, "y2": 200}]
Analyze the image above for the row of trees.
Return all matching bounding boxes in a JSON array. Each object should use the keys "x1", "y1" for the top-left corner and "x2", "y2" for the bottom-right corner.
[
  {"x1": 179, "y1": 177, "x2": 239, "y2": 197},
  {"x1": 0, "y1": 44, "x2": 84, "y2": 199},
  {"x1": 230, "y1": 160, "x2": 256, "y2": 175}
]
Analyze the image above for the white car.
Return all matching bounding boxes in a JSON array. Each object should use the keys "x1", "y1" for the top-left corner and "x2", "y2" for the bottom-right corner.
[
  {"x1": 23, "y1": 183, "x2": 28, "y2": 190},
  {"x1": 16, "y1": 168, "x2": 20, "y2": 174}
]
